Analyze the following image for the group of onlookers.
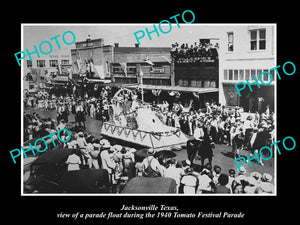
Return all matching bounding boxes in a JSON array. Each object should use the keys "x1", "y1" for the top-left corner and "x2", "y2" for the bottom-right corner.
[{"x1": 170, "y1": 41, "x2": 219, "y2": 62}]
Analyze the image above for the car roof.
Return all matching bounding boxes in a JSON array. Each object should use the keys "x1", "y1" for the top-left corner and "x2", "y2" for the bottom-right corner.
[{"x1": 32, "y1": 147, "x2": 74, "y2": 165}]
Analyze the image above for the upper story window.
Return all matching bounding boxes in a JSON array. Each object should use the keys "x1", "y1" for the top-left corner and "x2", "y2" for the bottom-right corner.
[
  {"x1": 26, "y1": 60, "x2": 32, "y2": 68},
  {"x1": 227, "y1": 32, "x2": 234, "y2": 51},
  {"x1": 250, "y1": 29, "x2": 266, "y2": 50},
  {"x1": 61, "y1": 60, "x2": 70, "y2": 65},
  {"x1": 49, "y1": 60, "x2": 58, "y2": 67},
  {"x1": 37, "y1": 60, "x2": 45, "y2": 68}
]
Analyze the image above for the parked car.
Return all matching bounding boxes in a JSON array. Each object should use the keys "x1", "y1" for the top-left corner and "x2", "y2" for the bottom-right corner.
[{"x1": 24, "y1": 147, "x2": 110, "y2": 193}]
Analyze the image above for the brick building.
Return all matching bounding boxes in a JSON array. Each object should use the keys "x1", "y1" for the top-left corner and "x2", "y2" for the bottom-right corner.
[{"x1": 111, "y1": 45, "x2": 172, "y2": 86}]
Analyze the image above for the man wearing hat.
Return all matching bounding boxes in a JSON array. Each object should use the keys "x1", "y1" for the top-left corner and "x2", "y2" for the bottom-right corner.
[
  {"x1": 141, "y1": 148, "x2": 164, "y2": 177},
  {"x1": 56, "y1": 119, "x2": 66, "y2": 132},
  {"x1": 234, "y1": 106, "x2": 241, "y2": 119},
  {"x1": 257, "y1": 173, "x2": 274, "y2": 194},
  {"x1": 232, "y1": 127, "x2": 245, "y2": 159},
  {"x1": 89, "y1": 139, "x2": 101, "y2": 169},
  {"x1": 100, "y1": 145, "x2": 117, "y2": 184},
  {"x1": 243, "y1": 115, "x2": 254, "y2": 150},
  {"x1": 99, "y1": 139, "x2": 111, "y2": 151}
]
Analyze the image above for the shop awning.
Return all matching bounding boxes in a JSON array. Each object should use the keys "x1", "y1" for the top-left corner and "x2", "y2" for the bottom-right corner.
[
  {"x1": 86, "y1": 79, "x2": 111, "y2": 83},
  {"x1": 52, "y1": 75, "x2": 69, "y2": 82},
  {"x1": 125, "y1": 84, "x2": 218, "y2": 93}
]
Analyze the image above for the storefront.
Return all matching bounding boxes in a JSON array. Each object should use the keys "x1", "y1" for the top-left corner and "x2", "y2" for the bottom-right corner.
[{"x1": 223, "y1": 83, "x2": 274, "y2": 113}]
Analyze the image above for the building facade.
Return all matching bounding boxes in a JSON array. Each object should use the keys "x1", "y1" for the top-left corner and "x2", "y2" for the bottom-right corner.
[
  {"x1": 170, "y1": 38, "x2": 219, "y2": 107},
  {"x1": 111, "y1": 46, "x2": 172, "y2": 86},
  {"x1": 218, "y1": 25, "x2": 276, "y2": 112},
  {"x1": 23, "y1": 49, "x2": 72, "y2": 91},
  {"x1": 70, "y1": 38, "x2": 113, "y2": 81},
  {"x1": 24, "y1": 52, "x2": 71, "y2": 69}
]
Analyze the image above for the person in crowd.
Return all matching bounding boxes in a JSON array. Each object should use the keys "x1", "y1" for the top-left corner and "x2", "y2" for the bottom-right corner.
[
  {"x1": 66, "y1": 136, "x2": 78, "y2": 149},
  {"x1": 232, "y1": 166, "x2": 248, "y2": 193},
  {"x1": 232, "y1": 127, "x2": 245, "y2": 159},
  {"x1": 56, "y1": 119, "x2": 66, "y2": 132},
  {"x1": 243, "y1": 115, "x2": 254, "y2": 150},
  {"x1": 197, "y1": 167, "x2": 214, "y2": 193},
  {"x1": 89, "y1": 139, "x2": 101, "y2": 169},
  {"x1": 100, "y1": 145, "x2": 117, "y2": 184},
  {"x1": 77, "y1": 132, "x2": 87, "y2": 149},
  {"x1": 180, "y1": 167, "x2": 198, "y2": 194},
  {"x1": 142, "y1": 148, "x2": 164, "y2": 177},
  {"x1": 65, "y1": 149, "x2": 81, "y2": 171},
  {"x1": 199, "y1": 120, "x2": 214, "y2": 166},
  {"x1": 251, "y1": 123, "x2": 269, "y2": 166},
  {"x1": 164, "y1": 159, "x2": 184, "y2": 193},
  {"x1": 257, "y1": 173, "x2": 274, "y2": 194},
  {"x1": 214, "y1": 173, "x2": 231, "y2": 193},
  {"x1": 121, "y1": 148, "x2": 136, "y2": 179},
  {"x1": 226, "y1": 169, "x2": 236, "y2": 193},
  {"x1": 212, "y1": 165, "x2": 222, "y2": 184}
]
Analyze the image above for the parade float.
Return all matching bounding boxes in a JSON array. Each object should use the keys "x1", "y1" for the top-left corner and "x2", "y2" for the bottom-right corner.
[{"x1": 100, "y1": 88, "x2": 188, "y2": 150}]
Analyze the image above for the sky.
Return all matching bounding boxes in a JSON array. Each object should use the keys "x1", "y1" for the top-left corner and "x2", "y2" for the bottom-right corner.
[{"x1": 22, "y1": 24, "x2": 226, "y2": 53}]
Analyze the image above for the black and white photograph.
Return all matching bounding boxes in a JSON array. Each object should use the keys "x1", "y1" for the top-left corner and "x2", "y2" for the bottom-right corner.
[
  {"x1": 4, "y1": 5, "x2": 298, "y2": 225},
  {"x1": 21, "y1": 24, "x2": 276, "y2": 195}
]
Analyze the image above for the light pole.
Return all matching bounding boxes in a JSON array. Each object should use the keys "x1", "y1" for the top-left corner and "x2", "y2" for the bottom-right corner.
[{"x1": 139, "y1": 65, "x2": 144, "y2": 103}]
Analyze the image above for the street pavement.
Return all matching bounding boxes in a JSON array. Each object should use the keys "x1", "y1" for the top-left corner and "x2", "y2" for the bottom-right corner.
[{"x1": 24, "y1": 107, "x2": 275, "y2": 181}]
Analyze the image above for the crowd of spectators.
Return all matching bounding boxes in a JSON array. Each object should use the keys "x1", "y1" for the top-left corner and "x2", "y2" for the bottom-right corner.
[
  {"x1": 152, "y1": 100, "x2": 274, "y2": 155},
  {"x1": 23, "y1": 88, "x2": 115, "y2": 135},
  {"x1": 170, "y1": 41, "x2": 219, "y2": 63},
  {"x1": 23, "y1": 85, "x2": 274, "y2": 194},
  {"x1": 140, "y1": 150, "x2": 274, "y2": 194}
]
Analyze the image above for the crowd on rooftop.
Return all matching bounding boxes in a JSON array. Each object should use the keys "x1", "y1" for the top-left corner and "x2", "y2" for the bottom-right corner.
[{"x1": 170, "y1": 41, "x2": 219, "y2": 63}]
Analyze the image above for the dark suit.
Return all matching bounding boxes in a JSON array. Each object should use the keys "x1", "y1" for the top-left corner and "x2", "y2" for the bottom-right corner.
[{"x1": 198, "y1": 126, "x2": 214, "y2": 165}]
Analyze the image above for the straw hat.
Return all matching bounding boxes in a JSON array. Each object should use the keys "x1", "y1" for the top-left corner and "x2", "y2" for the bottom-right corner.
[
  {"x1": 147, "y1": 148, "x2": 156, "y2": 155},
  {"x1": 100, "y1": 139, "x2": 111, "y2": 149},
  {"x1": 113, "y1": 145, "x2": 123, "y2": 152},
  {"x1": 250, "y1": 171, "x2": 262, "y2": 181},
  {"x1": 262, "y1": 173, "x2": 273, "y2": 182},
  {"x1": 259, "y1": 182, "x2": 274, "y2": 193}
]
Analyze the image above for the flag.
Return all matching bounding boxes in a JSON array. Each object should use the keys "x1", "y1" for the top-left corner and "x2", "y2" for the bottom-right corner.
[
  {"x1": 152, "y1": 89, "x2": 161, "y2": 96},
  {"x1": 119, "y1": 62, "x2": 127, "y2": 76},
  {"x1": 193, "y1": 92, "x2": 200, "y2": 99},
  {"x1": 61, "y1": 64, "x2": 70, "y2": 75},
  {"x1": 57, "y1": 64, "x2": 62, "y2": 74},
  {"x1": 30, "y1": 68, "x2": 38, "y2": 82},
  {"x1": 76, "y1": 59, "x2": 82, "y2": 71},
  {"x1": 40, "y1": 68, "x2": 45, "y2": 79},
  {"x1": 90, "y1": 61, "x2": 95, "y2": 73},
  {"x1": 66, "y1": 67, "x2": 72, "y2": 80},
  {"x1": 72, "y1": 61, "x2": 80, "y2": 74},
  {"x1": 94, "y1": 65, "x2": 105, "y2": 79},
  {"x1": 161, "y1": 56, "x2": 171, "y2": 64},
  {"x1": 137, "y1": 64, "x2": 143, "y2": 76}
]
